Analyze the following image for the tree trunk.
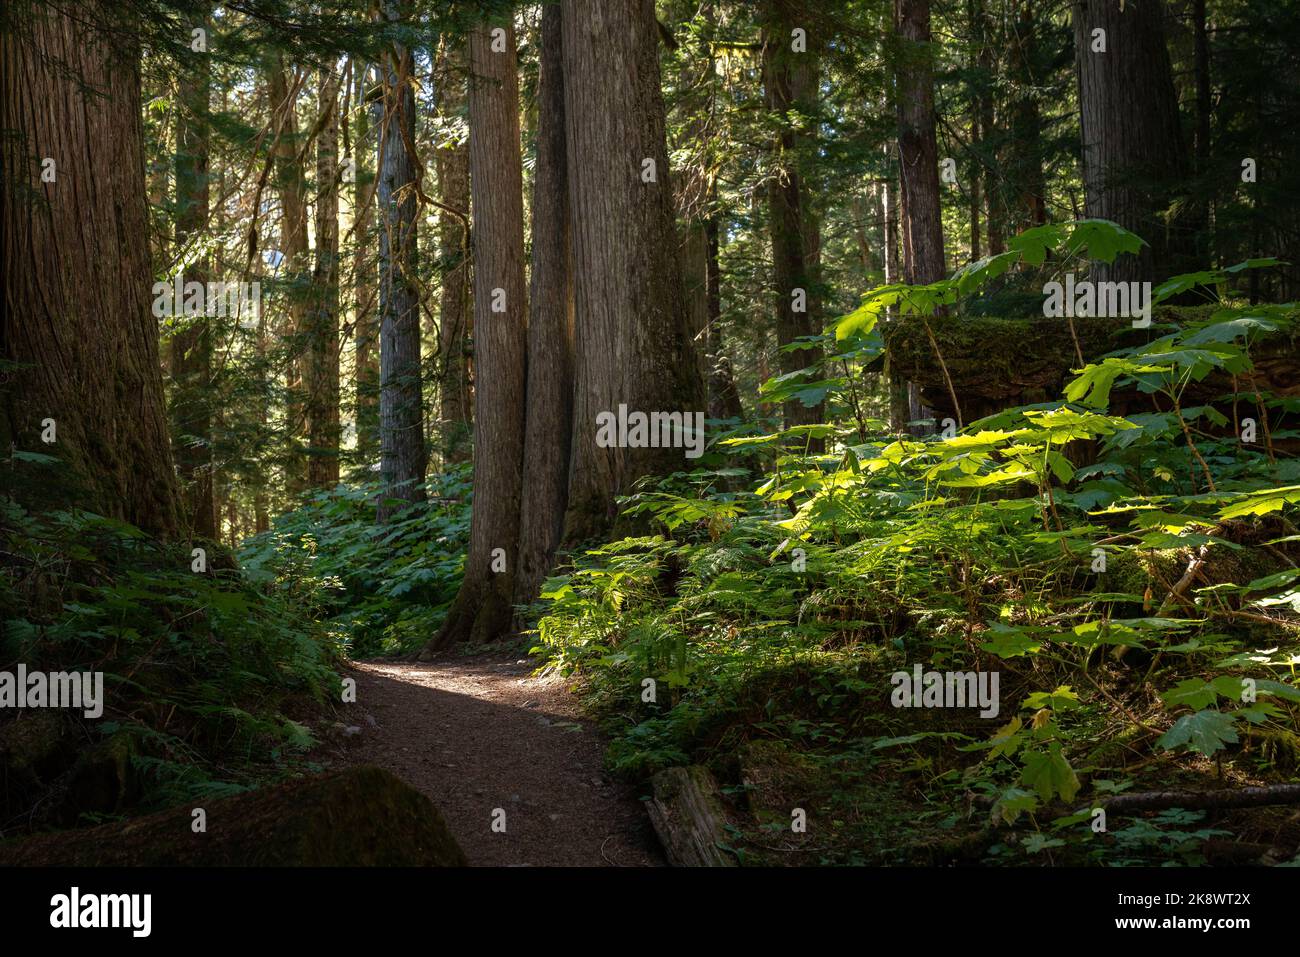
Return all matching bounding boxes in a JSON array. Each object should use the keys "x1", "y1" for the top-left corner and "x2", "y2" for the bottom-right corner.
[
  {"x1": 267, "y1": 58, "x2": 310, "y2": 496},
  {"x1": 1007, "y1": 0, "x2": 1047, "y2": 233},
  {"x1": 705, "y1": 215, "x2": 744, "y2": 422},
  {"x1": 352, "y1": 60, "x2": 380, "y2": 463},
  {"x1": 308, "y1": 67, "x2": 341, "y2": 489},
  {"x1": 421, "y1": 20, "x2": 528, "y2": 654},
  {"x1": 170, "y1": 25, "x2": 217, "y2": 538},
  {"x1": 1, "y1": 0, "x2": 181, "y2": 537},
  {"x1": 560, "y1": 0, "x2": 705, "y2": 544},
  {"x1": 435, "y1": 44, "x2": 473, "y2": 468},
  {"x1": 762, "y1": 0, "x2": 824, "y2": 445},
  {"x1": 515, "y1": 5, "x2": 574, "y2": 608},
  {"x1": 882, "y1": 146, "x2": 901, "y2": 283},
  {"x1": 895, "y1": 0, "x2": 947, "y2": 285},
  {"x1": 1073, "y1": 0, "x2": 1191, "y2": 283},
  {"x1": 375, "y1": 0, "x2": 426, "y2": 520},
  {"x1": 1191, "y1": 0, "x2": 1212, "y2": 267}
]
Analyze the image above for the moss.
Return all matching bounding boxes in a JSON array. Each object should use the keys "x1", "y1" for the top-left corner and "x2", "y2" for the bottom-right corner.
[
  {"x1": 882, "y1": 305, "x2": 1236, "y2": 421},
  {"x1": 0, "y1": 765, "x2": 467, "y2": 866}
]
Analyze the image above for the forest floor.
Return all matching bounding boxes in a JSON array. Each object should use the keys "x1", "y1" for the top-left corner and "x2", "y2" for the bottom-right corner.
[{"x1": 320, "y1": 650, "x2": 664, "y2": 866}]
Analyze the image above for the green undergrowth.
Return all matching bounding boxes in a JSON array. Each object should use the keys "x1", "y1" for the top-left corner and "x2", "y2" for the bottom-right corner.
[
  {"x1": 237, "y1": 466, "x2": 472, "y2": 658},
  {"x1": 535, "y1": 222, "x2": 1300, "y2": 866},
  {"x1": 0, "y1": 493, "x2": 343, "y2": 831}
]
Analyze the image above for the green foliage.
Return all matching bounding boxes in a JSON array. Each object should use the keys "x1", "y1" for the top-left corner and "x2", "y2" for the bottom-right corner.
[
  {"x1": 237, "y1": 467, "x2": 473, "y2": 658},
  {"x1": 536, "y1": 224, "x2": 1300, "y2": 865},
  {"x1": 0, "y1": 495, "x2": 341, "y2": 811}
]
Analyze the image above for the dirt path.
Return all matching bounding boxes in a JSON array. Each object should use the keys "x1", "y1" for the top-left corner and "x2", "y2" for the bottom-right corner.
[{"x1": 321, "y1": 654, "x2": 663, "y2": 867}]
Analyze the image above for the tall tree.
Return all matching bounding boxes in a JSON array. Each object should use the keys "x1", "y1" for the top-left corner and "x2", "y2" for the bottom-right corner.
[
  {"x1": 352, "y1": 60, "x2": 380, "y2": 463},
  {"x1": 423, "y1": 19, "x2": 528, "y2": 653},
  {"x1": 375, "y1": 0, "x2": 426, "y2": 520},
  {"x1": 705, "y1": 214, "x2": 744, "y2": 422},
  {"x1": 435, "y1": 43, "x2": 473, "y2": 466},
  {"x1": 762, "y1": 0, "x2": 825, "y2": 443},
  {"x1": 894, "y1": 0, "x2": 946, "y2": 285},
  {"x1": 515, "y1": 4, "x2": 574, "y2": 607},
  {"x1": 1006, "y1": 0, "x2": 1047, "y2": 233},
  {"x1": 560, "y1": 0, "x2": 705, "y2": 543},
  {"x1": 170, "y1": 18, "x2": 217, "y2": 538},
  {"x1": 1, "y1": 0, "x2": 181, "y2": 536},
  {"x1": 1073, "y1": 0, "x2": 1191, "y2": 282},
  {"x1": 267, "y1": 58, "x2": 311, "y2": 495},
  {"x1": 307, "y1": 66, "x2": 342, "y2": 488}
]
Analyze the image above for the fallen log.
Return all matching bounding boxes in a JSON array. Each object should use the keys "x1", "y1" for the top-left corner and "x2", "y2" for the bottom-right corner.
[
  {"x1": 0, "y1": 765, "x2": 467, "y2": 866},
  {"x1": 975, "y1": 782, "x2": 1300, "y2": 818},
  {"x1": 1086, "y1": 783, "x2": 1300, "y2": 815},
  {"x1": 644, "y1": 765, "x2": 736, "y2": 867}
]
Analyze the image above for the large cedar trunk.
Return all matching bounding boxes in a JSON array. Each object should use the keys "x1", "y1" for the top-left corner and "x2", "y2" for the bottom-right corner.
[
  {"x1": 435, "y1": 45, "x2": 473, "y2": 468},
  {"x1": 762, "y1": 0, "x2": 825, "y2": 444},
  {"x1": 170, "y1": 30, "x2": 217, "y2": 538},
  {"x1": 421, "y1": 21, "x2": 529, "y2": 655},
  {"x1": 1073, "y1": 0, "x2": 1192, "y2": 282},
  {"x1": 515, "y1": 5, "x2": 574, "y2": 608},
  {"x1": 1, "y1": 1, "x2": 181, "y2": 538},
  {"x1": 308, "y1": 67, "x2": 342, "y2": 488},
  {"x1": 375, "y1": 0, "x2": 426, "y2": 520},
  {"x1": 561, "y1": 0, "x2": 705, "y2": 544},
  {"x1": 894, "y1": 0, "x2": 946, "y2": 285}
]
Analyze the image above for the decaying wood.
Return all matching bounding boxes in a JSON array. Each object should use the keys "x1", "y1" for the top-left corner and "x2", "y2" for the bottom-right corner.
[
  {"x1": 645, "y1": 765, "x2": 736, "y2": 867},
  {"x1": 1086, "y1": 783, "x2": 1300, "y2": 815}
]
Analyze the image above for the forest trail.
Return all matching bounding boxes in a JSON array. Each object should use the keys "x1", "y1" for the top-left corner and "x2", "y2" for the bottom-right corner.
[{"x1": 325, "y1": 655, "x2": 664, "y2": 867}]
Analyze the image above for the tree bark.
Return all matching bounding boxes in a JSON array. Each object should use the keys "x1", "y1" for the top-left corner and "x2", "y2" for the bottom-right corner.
[
  {"x1": 560, "y1": 0, "x2": 705, "y2": 544},
  {"x1": 895, "y1": 0, "x2": 947, "y2": 285},
  {"x1": 375, "y1": 0, "x2": 426, "y2": 520},
  {"x1": 1007, "y1": 0, "x2": 1047, "y2": 233},
  {"x1": 352, "y1": 60, "x2": 380, "y2": 463},
  {"x1": 435, "y1": 44, "x2": 473, "y2": 467},
  {"x1": 515, "y1": 5, "x2": 575, "y2": 608},
  {"x1": 267, "y1": 58, "x2": 310, "y2": 496},
  {"x1": 1, "y1": 0, "x2": 181, "y2": 537},
  {"x1": 705, "y1": 215, "x2": 743, "y2": 422},
  {"x1": 421, "y1": 20, "x2": 528, "y2": 654},
  {"x1": 308, "y1": 66, "x2": 341, "y2": 488},
  {"x1": 1073, "y1": 0, "x2": 1192, "y2": 283},
  {"x1": 762, "y1": 0, "x2": 825, "y2": 446}
]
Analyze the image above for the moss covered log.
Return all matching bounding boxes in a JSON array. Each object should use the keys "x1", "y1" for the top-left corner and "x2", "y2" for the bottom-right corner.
[{"x1": 0, "y1": 766, "x2": 467, "y2": 867}]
